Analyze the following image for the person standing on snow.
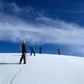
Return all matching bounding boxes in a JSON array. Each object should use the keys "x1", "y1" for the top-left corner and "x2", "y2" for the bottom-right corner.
[
  {"x1": 57, "y1": 48, "x2": 60, "y2": 55},
  {"x1": 19, "y1": 40, "x2": 27, "y2": 64},
  {"x1": 30, "y1": 44, "x2": 35, "y2": 56},
  {"x1": 39, "y1": 46, "x2": 42, "y2": 54}
]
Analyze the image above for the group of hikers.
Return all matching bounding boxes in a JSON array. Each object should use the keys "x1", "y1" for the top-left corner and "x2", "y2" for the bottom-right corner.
[{"x1": 19, "y1": 40, "x2": 60, "y2": 64}]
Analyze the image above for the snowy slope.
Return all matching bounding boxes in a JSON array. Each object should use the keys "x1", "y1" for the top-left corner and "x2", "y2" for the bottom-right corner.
[{"x1": 0, "y1": 53, "x2": 84, "y2": 84}]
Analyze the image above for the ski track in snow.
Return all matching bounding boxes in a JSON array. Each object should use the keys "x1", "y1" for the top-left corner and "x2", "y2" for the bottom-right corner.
[
  {"x1": 10, "y1": 65, "x2": 24, "y2": 84},
  {"x1": 10, "y1": 55, "x2": 24, "y2": 84},
  {"x1": 0, "y1": 53, "x2": 23, "y2": 84}
]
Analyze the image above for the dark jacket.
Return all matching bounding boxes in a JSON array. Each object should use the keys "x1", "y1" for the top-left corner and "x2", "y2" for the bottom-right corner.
[
  {"x1": 57, "y1": 49, "x2": 60, "y2": 52},
  {"x1": 39, "y1": 47, "x2": 42, "y2": 51},
  {"x1": 22, "y1": 43, "x2": 27, "y2": 53}
]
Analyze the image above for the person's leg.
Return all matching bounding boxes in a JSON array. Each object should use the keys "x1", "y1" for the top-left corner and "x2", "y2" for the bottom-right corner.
[
  {"x1": 19, "y1": 53, "x2": 23, "y2": 64},
  {"x1": 30, "y1": 51, "x2": 32, "y2": 56},
  {"x1": 40, "y1": 50, "x2": 42, "y2": 54},
  {"x1": 40, "y1": 50, "x2": 41, "y2": 54},
  {"x1": 33, "y1": 51, "x2": 35, "y2": 56},
  {"x1": 23, "y1": 52, "x2": 26, "y2": 64},
  {"x1": 58, "y1": 52, "x2": 60, "y2": 55}
]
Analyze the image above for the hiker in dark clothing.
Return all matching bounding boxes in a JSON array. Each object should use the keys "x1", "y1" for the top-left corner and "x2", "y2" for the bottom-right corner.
[
  {"x1": 30, "y1": 44, "x2": 35, "y2": 56},
  {"x1": 19, "y1": 40, "x2": 27, "y2": 64},
  {"x1": 39, "y1": 46, "x2": 42, "y2": 54}
]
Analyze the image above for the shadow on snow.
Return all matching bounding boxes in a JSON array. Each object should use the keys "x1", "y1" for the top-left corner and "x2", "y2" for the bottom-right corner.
[{"x1": 0, "y1": 63, "x2": 19, "y2": 65}]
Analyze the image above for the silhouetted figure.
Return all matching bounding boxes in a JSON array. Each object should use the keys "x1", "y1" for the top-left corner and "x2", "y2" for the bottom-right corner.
[
  {"x1": 57, "y1": 48, "x2": 60, "y2": 55},
  {"x1": 30, "y1": 45, "x2": 35, "y2": 56},
  {"x1": 39, "y1": 46, "x2": 42, "y2": 54},
  {"x1": 19, "y1": 40, "x2": 27, "y2": 64}
]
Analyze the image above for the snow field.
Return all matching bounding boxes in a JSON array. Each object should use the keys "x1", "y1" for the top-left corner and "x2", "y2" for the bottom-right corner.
[{"x1": 0, "y1": 53, "x2": 84, "y2": 84}]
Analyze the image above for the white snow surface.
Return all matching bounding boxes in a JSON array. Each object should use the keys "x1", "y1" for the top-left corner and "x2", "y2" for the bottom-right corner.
[{"x1": 0, "y1": 53, "x2": 84, "y2": 84}]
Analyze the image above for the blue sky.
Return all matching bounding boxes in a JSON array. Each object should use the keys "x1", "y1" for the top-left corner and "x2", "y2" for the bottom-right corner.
[{"x1": 0, "y1": 0, "x2": 84, "y2": 57}]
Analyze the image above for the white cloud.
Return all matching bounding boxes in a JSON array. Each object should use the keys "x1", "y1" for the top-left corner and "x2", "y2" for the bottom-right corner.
[
  {"x1": 0, "y1": 14, "x2": 84, "y2": 46},
  {"x1": 0, "y1": 2, "x2": 84, "y2": 48}
]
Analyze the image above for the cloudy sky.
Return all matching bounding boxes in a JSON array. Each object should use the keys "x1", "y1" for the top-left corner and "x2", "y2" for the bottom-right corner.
[{"x1": 0, "y1": 0, "x2": 84, "y2": 56}]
